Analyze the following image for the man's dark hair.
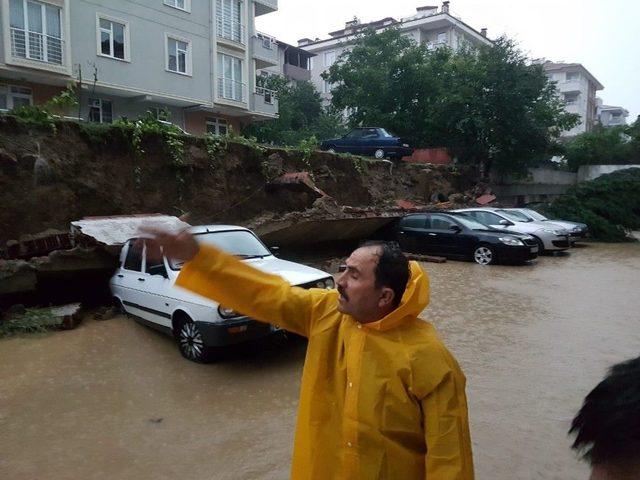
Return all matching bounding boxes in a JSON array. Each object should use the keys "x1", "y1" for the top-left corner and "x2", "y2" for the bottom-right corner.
[
  {"x1": 361, "y1": 241, "x2": 410, "y2": 309},
  {"x1": 569, "y1": 356, "x2": 640, "y2": 468}
]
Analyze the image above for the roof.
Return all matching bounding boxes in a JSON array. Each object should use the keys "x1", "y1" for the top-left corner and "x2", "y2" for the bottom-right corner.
[
  {"x1": 188, "y1": 225, "x2": 250, "y2": 234},
  {"x1": 542, "y1": 61, "x2": 604, "y2": 90},
  {"x1": 277, "y1": 40, "x2": 316, "y2": 57}
]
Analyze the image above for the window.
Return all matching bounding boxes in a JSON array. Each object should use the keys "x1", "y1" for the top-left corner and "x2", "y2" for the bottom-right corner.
[
  {"x1": 323, "y1": 80, "x2": 332, "y2": 94},
  {"x1": 166, "y1": 35, "x2": 191, "y2": 75},
  {"x1": 164, "y1": 0, "x2": 190, "y2": 12},
  {"x1": 216, "y1": 0, "x2": 244, "y2": 44},
  {"x1": 206, "y1": 117, "x2": 229, "y2": 135},
  {"x1": 88, "y1": 98, "x2": 113, "y2": 124},
  {"x1": 0, "y1": 85, "x2": 33, "y2": 110},
  {"x1": 217, "y1": 53, "x2": 244, "y2": 101},
  {"x1": 150, "y1": 107, "x2": 170, "y2": 121},
  {"x1": 470, "y1": 211, "x2": 503, "y2": 226},
  {"x1": 324, "y1": 50, "x2": 336, "y2": 67},
  {"x1": 437, "y1": 32, "x2": 447, "y2": 44},
  {"x1": 144, "y1": 242, "x2": 167, "y2": 277},
  {"x1": 309, "y1": 56, "x2": 314, "y2": 70},
  {"x1": 564, "y1": 93, "x2": 579, "y2": 105},
  {"x1": 400, "y1": 215, "x2": 426, "y2": 229},
  {"x1": 9, "y1": 0, "x2": 63, "y2": 65},
  {"x1": 97, "y1": 16, "x2": 129, "y2": 61},
  {"x1": 344, "y1": 129, "x2": 365, "y2": 139},
  {"x1": 566, "y1": 72, "x2": 580, "y2": 82},
  {"x1": 430, "y1": 214, "x2": 457, "y2": 230},
  {"x1": 124, "y1": 241, "x2": 143, "y2": 271}
]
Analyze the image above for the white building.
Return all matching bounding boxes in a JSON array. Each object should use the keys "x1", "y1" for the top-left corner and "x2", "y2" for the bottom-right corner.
[
  {"x1": 542, "y1": 61, "x2": 604, "y2": 137},
  {"x1": 297, "y1": 1, "x2": 492, "y2": 105},
  {"x1": 596, "y1": 98, "x2": 629, "y2": 128}
]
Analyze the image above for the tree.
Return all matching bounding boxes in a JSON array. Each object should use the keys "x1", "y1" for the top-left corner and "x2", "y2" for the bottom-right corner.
[
  {"x1": 563, "y1": 124, "x2": 635, "y2": 171},
  {"x1": 324, "y1": 29, "x2": 579, "y2": 176},
  {"x1": 244, "y1": 78, "x2": 345, "y2": 146}
]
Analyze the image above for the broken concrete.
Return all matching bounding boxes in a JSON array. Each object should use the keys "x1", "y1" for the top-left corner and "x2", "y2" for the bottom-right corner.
[{"x1": 0, "y1": 260, "x2": 37, "y2": 295}]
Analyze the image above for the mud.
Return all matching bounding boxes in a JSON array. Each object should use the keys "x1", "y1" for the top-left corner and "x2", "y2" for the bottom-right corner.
[{"x1": 1, "y1": 242, "x2": 639, "y2": 479}]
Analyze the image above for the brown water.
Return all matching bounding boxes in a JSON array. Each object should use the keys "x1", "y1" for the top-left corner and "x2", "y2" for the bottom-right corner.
[{"x1": 1, "y1": 243, "x2": 639, "y2": 479}]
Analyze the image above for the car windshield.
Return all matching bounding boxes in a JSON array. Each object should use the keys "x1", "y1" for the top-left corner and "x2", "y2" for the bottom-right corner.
[
  {"x1": 170, "y1": 230, "x2": 271, "y2": 269},
  {"x1": 453, "y1": 214, "x2": 492, "y2": 231},
  {"x1": 379, "y1": 128, "x2": 394, "y2": 137},
  {"x1": 523, "y1": 209, "x2": 547, "y2": 221},
  {"x1": 497, "y1": 210, "x2": 532, "y2": 222}
]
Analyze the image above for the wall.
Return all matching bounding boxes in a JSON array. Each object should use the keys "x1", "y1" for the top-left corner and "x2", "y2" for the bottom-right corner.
[{"x1": 577, "y1": 164, "x2": 640, "y2": 183}]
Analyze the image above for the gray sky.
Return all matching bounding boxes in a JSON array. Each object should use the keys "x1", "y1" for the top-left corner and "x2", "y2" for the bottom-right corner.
[{"x1": 257, "y1": 0, "x2": 640, "y2": 121}]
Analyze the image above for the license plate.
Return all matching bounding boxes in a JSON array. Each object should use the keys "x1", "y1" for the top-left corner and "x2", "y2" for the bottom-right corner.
[{"x1": 531, "y1": 247, "x2": 538, "y2": 253}]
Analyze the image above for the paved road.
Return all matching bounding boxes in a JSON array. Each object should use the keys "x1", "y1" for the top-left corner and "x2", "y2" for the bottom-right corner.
[{"x1": 1, "y1": 242, "x2": 639, "y2": 479}]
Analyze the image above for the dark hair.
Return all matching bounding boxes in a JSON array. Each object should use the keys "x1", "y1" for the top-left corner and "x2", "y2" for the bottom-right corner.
[
  {"x1": 569, "y1": 356, "x2": 640, "y2": 467},
  {"x1": 361, "y1": 241, "x2": 410, "y2": 309}
]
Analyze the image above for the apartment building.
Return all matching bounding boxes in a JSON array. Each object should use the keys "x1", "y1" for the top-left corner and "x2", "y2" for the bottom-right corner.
[
  {"x1": 258, "y1": 38, "x2": 315, "y2": 85},
  {"x1": 542, "y1": 61, "x2": 604, "y2": 137},
  {"x1": 596, "y1": 98, "x2": 629, "y2": 128},
  {"x1": 297, "y1": 1, "x2": 492, "y2": 105},
  {"x1": 0, "y1": 0, "x2": 279, "y2": 135}
]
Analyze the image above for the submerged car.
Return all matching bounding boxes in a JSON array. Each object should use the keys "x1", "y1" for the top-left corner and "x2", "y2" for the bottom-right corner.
[
  {"x1": 320, "y1": 127, "x2": 413, "y2": 159},
  {"x1": 508, "y1": 208, "x2": 588, "y2": 243},
  {"x1": 110, "y1": 225, "x2": 334, "y2": 362},
  {"x1": 396, "y1": 212, "x2": 539, "y2": 265},
  {"x1": 453, "y1": 208, "x2": 571, "y2": 253}
]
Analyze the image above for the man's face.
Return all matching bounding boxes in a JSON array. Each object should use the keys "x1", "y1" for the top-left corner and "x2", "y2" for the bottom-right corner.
[{"x1": 336, "y1": 246, "x2": 392, "y2": 322}]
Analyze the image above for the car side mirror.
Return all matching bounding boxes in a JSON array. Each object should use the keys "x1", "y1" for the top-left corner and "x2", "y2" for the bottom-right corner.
[
  {"x1": 449, "y1": 225, "x2": 462, "y2": 233},
  {"x1": 499, "y1": 219, "x2": 513, "y2": 226},
  {"x1": 270, "y1": 246, "x2": 280, "y2": 257}
]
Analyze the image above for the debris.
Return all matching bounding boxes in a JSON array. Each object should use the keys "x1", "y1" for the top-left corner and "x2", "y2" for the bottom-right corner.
[
  {"x1": 403, "y1": 253, "x2": 447, "y2": 263},
  {"x1": 0, "y1": 260, "x2": 37, "y2": 295},
  {"x1": 266, "y1": 172, "x2": 328, "y2": 198},
  {"x1": 4, "y1": 229, "x2": 72, "y2": 260},
  {"x1": 0, "y1": 303, "x2": 82, "y2": 336},
  {"x1": 50, "y1": 303, "x2": 83, "y2": 330},
  {"x1": 475, "y1": 194, "x2": 497, "y2": 205},
  {"x1": 93, "y1": 305, "x2": 119, "y2": 321},
  {"x1": 71, "y1": 214, "x2": 190, "y2": 247}
]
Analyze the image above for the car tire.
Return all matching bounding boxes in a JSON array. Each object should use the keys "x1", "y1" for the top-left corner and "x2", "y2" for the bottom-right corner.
[
  {"x1": 531, "y1": 235, "x2": 546, "y2": 255},
  {"x1": 374, "y1": 149, "x2": 385, "y2": 159},
  {"x1": 113, "y1": 297, "x2": 126, "y2": 314},
  {"x1": 174, "y1": 314, "x2": 218, "y2": 363},
  {"x1": 473, "y1": 244, "x2": 497, "y2": 265}
]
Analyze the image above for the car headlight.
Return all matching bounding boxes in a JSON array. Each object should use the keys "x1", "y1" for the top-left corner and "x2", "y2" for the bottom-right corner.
[
  {"x1": 499, "y1": 236, "x2": 524, "y2": 246},
  {"x1": 402, "y1": 143, "x2": 410, "y2": 147},
  {"x1": 542, "y1": 229, "x2": 564, "y2": 235},
  {"x1": 572, "y1": 226, "x2": 581, "y2": 232},
  {"x1": 218, "y1": 305, "x2": 241, "y2": 319}
]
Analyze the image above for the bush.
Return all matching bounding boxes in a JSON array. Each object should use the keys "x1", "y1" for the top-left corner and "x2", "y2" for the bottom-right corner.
[{"x1": 545, "y1": 168, "x2": 640, "y2": 241}]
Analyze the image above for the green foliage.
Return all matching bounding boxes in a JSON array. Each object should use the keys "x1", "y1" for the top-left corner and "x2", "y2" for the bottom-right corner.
[
  {"x1": 5, "y1": 83, "x2": 79, "y2": 132},
  {"x1": 244, "y1": 79, "x2": 346, "y2": 146},
  {"x1": 297, "y1": 135, "x2": 318, "y2": 169},
  {"x1": 114, "y1": 113, "x2": 185, "y2": 166},
  {"x1": 324, "y1": 29, "x2": 578, "y2": 176},
  {"x1": 545, "y1": 168, "x2": 640, "y2": 241},
  {"x1": 563, "y1": 120, "x2": 640, "y2": 171},
  {"x1": 0, "y1": 308, "x2": 63, "y2": 337}
]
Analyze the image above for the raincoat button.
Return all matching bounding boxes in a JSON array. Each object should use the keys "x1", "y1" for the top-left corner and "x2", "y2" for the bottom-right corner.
[
  {"x1": 357, "y1": 324, "x2": 362, "y2": 329},
  {"x1": 347, "y1": 442, "x2": 353, "y2": 448},
  {"x1": 348, "y1": 382, "x2": 353, "y2": 388}
]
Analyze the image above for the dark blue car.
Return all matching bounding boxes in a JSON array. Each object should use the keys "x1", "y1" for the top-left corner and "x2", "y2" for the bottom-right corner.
[{"x1": 320, "y1": 127, "x2": 413, "y2": 159}]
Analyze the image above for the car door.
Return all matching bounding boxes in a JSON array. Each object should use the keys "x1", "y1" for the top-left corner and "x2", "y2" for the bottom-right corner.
[
  {"x1": 428, "y1": 214, "x2": 472, "y2": 257},
  {"x1": 396, "y1": 214, "x2": 429, "y2": 253},
  {"x1": 117, "y1": 239, "x2": 157, "y2": 323},
  {"x1": 140, "y1": 241, "x2": 174, "y2": 329},
  {"x1": 340, "y1": 129, "x2": 364, "y2": 154},
  {"x1": 360, "y1": 128, "x2": 380, "y2": 156}
]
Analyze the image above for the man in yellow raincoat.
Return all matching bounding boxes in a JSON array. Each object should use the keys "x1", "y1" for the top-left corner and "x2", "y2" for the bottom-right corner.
[{"x1": 143, "y1": 228, "x2": 474, "y2": 479}]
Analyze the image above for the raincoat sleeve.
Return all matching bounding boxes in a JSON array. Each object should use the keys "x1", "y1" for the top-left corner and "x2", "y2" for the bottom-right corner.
[
  {"x1": 421, "y1": 370, "x2": 474, "y2": 480},
  {"x1": 175, "y1": 244, "x2": 335, "y2": 337}
]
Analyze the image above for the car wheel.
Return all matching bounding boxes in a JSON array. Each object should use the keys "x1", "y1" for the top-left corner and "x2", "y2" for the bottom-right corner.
[
  {"x1": 374, "y1": 149, "x2": 385, "y2": 159},
  {"x1": 532, "y1": 235, "x2": 546, "y2": 254},
  {"x1": 175, "y1": 314, "x2": 217, "y2": 363},
  {"x1": 112, "y1": 297, "x2": 126, "y2": 315},
  {"x1": 473, "y1": 244, "x2": 496, "y2": 265}
]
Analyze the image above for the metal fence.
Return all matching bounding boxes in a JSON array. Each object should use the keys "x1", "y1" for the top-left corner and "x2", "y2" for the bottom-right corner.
[{"x1": 11, "y1": 27, "x2": 63, "y2": 65}]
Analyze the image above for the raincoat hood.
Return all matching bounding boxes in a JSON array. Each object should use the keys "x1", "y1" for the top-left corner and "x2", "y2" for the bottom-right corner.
[{"x1": 364, "y1": 260, "x2": 430, "y2": 332}]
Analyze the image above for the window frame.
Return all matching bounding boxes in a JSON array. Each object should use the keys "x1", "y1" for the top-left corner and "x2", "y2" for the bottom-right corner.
[
  {"x1": 217, "y1": 52, "x2": 244, "y2": 102},
  {"x1": 163, "y1": 0, "x2": 191, "y2": 13},
  {"x1": 9, "y1": 0, "x2": 64, "y2": 65},
  {"x1": 206, "y1": 117, "x2": 229, "y2": 136},
  {"x1": 95, "y1": 13, "x2": 130, "y2": 62},
  {"x1": 165, "y1": 33, "x2": 192, "y2": 76},
  {"x1": 88, "y1": 97, "x2": 113, "y2": 124},
  {"x1": 324, "y1": 50, "x2": 336, "y2": 68},
  {"x1": 0, "y1": 84, "x2": 33, "y2": 110}
]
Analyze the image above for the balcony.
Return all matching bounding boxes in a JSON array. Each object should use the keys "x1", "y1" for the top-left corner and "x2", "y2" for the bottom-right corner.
[
  {"x1": 217, "y1": 78, "x2": 247, "y2": 103},
  {"x1": 254, "y1": 0, "x2": 278, "y2": 16},
  {"x1": 216, "y1": 18, "x2": 246, "y2": 46},
  {"x1": 10, "y1": 27, "x2": 64, "y2": 66},
  {"x1": 283, "y1": 64, "x2": 311, "y2": 82},
  {"x1": 253, "y1": 87, "x2": 278, "y2": 116},
  {"x1": 252, "y1": 33, "x2": 278, "y2": 68}
]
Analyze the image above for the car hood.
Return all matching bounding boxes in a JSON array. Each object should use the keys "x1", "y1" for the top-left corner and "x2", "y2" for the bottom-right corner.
[
  {"x1": 543, "y1": 219, "x2": 586, "y2": 231},
  {"x1": 243, "y1": 256, "x2": 330, "y2": 286},
  {"x1": 473, "y1": 229, "x2": 532, "y2": 239}
]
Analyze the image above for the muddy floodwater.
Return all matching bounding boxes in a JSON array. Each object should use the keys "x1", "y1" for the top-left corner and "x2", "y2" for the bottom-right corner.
[{"x1": 2, "y1": 242, "x2": 639, "y2": 479}]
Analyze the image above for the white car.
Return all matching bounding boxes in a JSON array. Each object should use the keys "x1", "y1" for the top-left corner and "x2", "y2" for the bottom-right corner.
[
  {"x1": 453, "y1": 208, "x2": 571, "y2": 253},
  {"x1": 110, "y1": 225, "x2": 334, "y2": 362},
  {"x1": 508, "y1": 208, "x2": 588, "y2": 243}
]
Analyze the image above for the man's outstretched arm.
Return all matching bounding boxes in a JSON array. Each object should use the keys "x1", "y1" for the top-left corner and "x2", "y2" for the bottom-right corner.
[{"x1": 142, "y1": 227, "x2": 332, "y2": 337}]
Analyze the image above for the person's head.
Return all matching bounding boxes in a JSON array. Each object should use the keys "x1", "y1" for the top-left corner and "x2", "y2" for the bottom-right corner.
[
  {"x1": 569, "y1": 356, "x2": 640, "y2": 480},
  {"x1": 335, "y1": 241, "x2": 410, "y2": 323}
]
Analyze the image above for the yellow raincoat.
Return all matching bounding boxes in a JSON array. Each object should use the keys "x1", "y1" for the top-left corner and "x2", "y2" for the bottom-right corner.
[{"x1": 177, "y1": 245, "x2": 474, "y2": 479}]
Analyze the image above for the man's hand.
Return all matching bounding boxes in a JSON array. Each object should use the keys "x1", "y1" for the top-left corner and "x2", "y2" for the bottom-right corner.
[{"x1": 138, "y1": 226, "x2": 200, "y2": 264}]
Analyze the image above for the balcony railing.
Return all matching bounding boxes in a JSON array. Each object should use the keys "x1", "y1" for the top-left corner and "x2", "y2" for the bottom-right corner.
[
  {"x1": 218, "y1": 77, "x2": 246, "y2": 102},
  {"x1": 255, "y1": 86, "x2": 277, "y2": 105},
  {"x1": 216, "y1": 17, "x2": 246, "y2": 45},
  {"x1": 11, "y1": 27, "x2": 64, "y2": 65}
]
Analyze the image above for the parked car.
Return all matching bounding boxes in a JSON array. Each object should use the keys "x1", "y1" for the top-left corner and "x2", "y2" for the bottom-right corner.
[
  {"x1": 110, "y1": 225, "x2": 334, "y2": 363},
  {"x1": 320, "y1": 127, "x2": 413, "y2": 159},
  {"x1": 396, "y1": 212, "x2": 539, "y2": 265},
  {"x1": 508, "y1": 208, "x2": 588, "y2": 243},
  {"x1": 453, "y1": 208, "x2": 571, "y2": 253}
]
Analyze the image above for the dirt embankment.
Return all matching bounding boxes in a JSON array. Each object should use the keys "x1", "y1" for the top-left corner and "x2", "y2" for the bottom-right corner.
[{"x1": 0, "y1": 116, "x2": 475, "y2": 247}]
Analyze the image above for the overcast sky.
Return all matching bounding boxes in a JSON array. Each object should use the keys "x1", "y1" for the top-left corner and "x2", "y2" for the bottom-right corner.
[{"x1": 257, "y1": 0, "x2": 640, "y2": 120}]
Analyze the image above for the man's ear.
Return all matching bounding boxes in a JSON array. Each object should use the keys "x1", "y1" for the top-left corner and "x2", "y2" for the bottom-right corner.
[{"x1": 378, "y1": 287, "x2": 395, "y2": 309}]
